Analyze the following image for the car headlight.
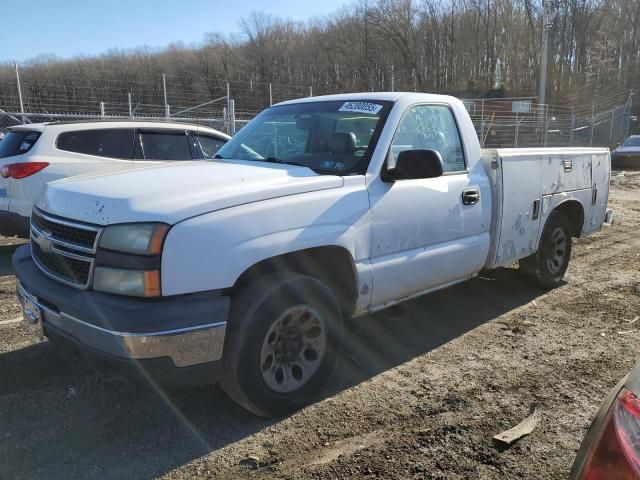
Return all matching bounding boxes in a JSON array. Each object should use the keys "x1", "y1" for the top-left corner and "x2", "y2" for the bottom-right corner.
[
  {"x1": 99, "y1": 223, "x2": 169, "y2": 255},
  {"x1": 93, "y1": 267, "x2": 161, "y2": 297}
]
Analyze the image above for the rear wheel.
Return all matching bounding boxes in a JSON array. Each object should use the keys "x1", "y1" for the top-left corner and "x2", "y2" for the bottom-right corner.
[
  {"x1": 519, "y1": 211, "x2": 572, "y2": 289},
  {"x1": 220, "y1": 272, "x2": 343, "y2": 417}
]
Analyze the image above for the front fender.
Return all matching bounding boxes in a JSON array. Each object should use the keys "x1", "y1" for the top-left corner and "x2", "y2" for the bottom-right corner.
[{"x1": 161, "y1": 185, "x2": 370, "y2": 296}]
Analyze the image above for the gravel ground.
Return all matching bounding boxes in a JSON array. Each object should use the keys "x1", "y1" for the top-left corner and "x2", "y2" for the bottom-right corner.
[{"x1": 1, "y1": 172, "x2": 639, "y2": 479}]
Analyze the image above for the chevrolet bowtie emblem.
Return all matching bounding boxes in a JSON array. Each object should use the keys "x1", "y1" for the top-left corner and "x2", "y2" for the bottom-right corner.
[{"x1": 33, "y1": 231, "x2": 53, "y2": 253}]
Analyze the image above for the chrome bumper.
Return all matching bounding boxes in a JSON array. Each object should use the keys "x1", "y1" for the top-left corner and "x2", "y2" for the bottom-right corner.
[{"x1": 16, "y1": 282, "x2": 226, "y2": 368}]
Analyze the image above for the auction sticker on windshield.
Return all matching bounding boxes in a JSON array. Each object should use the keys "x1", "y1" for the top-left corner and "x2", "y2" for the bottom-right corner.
[{"x1": 339, "y1": 101, "x2": 383, "y2": 115}]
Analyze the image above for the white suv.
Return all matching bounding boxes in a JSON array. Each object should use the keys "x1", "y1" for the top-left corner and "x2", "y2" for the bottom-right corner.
[{"x1": 0, "y1": 121, "x2": 229, "y2": 236}]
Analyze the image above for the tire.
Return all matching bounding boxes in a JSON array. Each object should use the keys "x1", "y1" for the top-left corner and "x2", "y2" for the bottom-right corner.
[
  {"x1": 519, "y1": 211, "x2": 573, "y2": 289},
  {"x1": 220, "y1": 272, "x2": 344, "y2": 417}
]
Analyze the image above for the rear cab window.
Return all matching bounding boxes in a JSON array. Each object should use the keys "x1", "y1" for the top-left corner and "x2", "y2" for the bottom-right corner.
[
  {"x1": 0, "y1": 130, "x2": 41, "y2": 158},
  {"x1": 56, "y1": 129, "x2": 135, "y2": 159}
]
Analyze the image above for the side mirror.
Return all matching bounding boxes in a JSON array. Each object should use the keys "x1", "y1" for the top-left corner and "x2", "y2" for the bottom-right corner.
[{"x1": 385, "y1": 149, "x2": 444, "y2": 181}]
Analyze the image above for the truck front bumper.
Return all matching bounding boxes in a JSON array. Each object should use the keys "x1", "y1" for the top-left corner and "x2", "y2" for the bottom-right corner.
[{"x1": 12, "y1": 245, "x2": 230, "y2": 386}]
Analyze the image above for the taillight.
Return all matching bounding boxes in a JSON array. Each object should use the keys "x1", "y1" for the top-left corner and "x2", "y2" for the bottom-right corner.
[
  {"x1": 0, "y1": 162, "x2": 49, "y2": 179},
  {"x1": 615, "y1": 390, "x2": 640, "y2": 473},
  {"x1": 580, "y1": 388, "x2": 640, "y2": 479}
]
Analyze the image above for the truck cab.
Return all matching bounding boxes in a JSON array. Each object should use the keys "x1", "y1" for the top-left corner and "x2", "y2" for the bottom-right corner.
[{"x1": 12, "y1": 93, "x2": 612, "y2": 417}]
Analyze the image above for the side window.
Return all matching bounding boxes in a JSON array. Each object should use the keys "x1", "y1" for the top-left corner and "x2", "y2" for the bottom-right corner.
[
  {"x1": 390, "y1": 105, "x2": 466, "y2": 173},
  {"x1": 137, "y1": 131, "x2": 192, "y2": 161},
  {"x1": 56, "y1": 129, "x2": 135, "y2": 159},
  {"x1": 197, "y1": 135, "x2": 226, "y2": 159}
]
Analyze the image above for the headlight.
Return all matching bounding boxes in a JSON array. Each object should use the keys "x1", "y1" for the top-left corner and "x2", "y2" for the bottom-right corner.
[
  {"x1": 99, "y1": 223, "x2": 169, "y2": 255},
  {"x1": 93, "y1": 267, "x2": 161, "y2": 297}
]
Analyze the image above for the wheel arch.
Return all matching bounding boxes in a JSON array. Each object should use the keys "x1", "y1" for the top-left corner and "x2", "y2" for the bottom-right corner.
[
  {"x1": 551, "y1": 199, "x2": 585, "y2": 238},
  {"x1": 231, "y1": 246, "x2": 359, "y2": 318}
]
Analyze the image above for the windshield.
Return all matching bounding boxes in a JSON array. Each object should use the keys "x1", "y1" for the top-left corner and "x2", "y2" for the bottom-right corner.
[
  {"x1": 622, "y1": 137, "x2": 640, "y2": 147},
  {"x1": 215, "y1": 100, "x2": 392, "y2": 174}
]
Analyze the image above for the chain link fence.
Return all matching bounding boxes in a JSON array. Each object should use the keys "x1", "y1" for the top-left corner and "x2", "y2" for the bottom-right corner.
[
  {"x1": 464, "y1": 93, "x2": 633, "y2": 149},
  {"x1": 0, "y1": 70, "x2": 633, "y2": 149}
]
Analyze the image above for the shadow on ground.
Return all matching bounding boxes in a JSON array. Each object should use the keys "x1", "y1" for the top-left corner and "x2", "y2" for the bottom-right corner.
[
  {"x1": 0, "y1": 242, "x2": 25, "y2": 277},
  {"x1": 0, "y1": 266, "x2": 543, "y2": 479}
]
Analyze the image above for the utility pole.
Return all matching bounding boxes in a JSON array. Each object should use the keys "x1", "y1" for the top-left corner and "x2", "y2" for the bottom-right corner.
[
  {"x1": 229, "y1": 99, "x2": 236, "y2": 136},
  {"x1": 391, "y1": 64, "x2": 395, "y2": 92},
  {"x1": 15, "y1": 61, "x2": 25, "y2": 123},
  {"x1": 162, "y1": 73, "x2": 169, "y2": 118},
  {"x1": 538, "y1": 1, "x2": 552, "y2": 106},
  {"x1": 569, "y1": 108, "x2": 575, "y2": 146},
  {"x1": 626, "y1": 91, "x2": 634, "y2": 138},
  {"x1": 590, "y1": 102, "x2": 595, "y2": 147}
]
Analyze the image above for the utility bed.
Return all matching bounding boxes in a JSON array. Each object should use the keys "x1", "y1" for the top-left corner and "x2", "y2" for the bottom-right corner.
[{"x1": 482, "y1": 148, "x2": 611, "y2": 269}]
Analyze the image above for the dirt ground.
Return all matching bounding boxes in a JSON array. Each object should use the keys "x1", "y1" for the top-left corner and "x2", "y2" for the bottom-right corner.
[{"x1": 1, "y1": 172, "x2": 639, "y2": 480}]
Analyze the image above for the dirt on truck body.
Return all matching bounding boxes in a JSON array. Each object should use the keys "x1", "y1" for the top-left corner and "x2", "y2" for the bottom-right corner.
[{"x1": 1, "y1": 171, "x2": 639, "y2": 479}]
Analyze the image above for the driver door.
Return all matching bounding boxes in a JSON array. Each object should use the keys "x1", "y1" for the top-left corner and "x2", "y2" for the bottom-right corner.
[{"x1": 367, "y1": 104, "x2": 489, "y2": 308}]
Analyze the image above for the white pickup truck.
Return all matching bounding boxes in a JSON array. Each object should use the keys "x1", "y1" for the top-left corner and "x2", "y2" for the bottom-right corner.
[{"x1": 13, "y1": 93, "x2": 612, "y2": 417}]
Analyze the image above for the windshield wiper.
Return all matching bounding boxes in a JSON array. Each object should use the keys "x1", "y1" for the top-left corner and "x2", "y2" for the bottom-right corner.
[{"x1": 262, "y1": 156, "x2": 305, "y2": 167}]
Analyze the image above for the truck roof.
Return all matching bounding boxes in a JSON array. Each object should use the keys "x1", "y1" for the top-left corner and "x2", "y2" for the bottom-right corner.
[{"x1": 275, "y1": 91, "x2": 460, "y2": 107}]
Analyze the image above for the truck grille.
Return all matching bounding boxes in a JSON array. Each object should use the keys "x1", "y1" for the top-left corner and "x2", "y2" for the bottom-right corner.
[
  {"x1": 30, "y1": 209, "x2": 101, "y2": 289},
  {"x1": 31, "y1": 241, "x2": 92, "y2": 286},
  {"x1": 31, "y1": 210, "x2": 98, "y2": 250}
]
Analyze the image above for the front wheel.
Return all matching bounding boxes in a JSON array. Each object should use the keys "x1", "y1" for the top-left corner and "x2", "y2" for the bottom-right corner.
[
  {"x1": 519, "y1": 211, "x2": 572, "y2": 289},
  {"x1": 220, "y1": 272, "x2": 343, "y2": 417}
]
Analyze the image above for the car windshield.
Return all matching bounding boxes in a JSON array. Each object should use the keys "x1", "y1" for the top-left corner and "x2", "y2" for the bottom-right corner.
[
  {"x1": 622, "y1": 137, "x2": 640, "y2": 147},
  {"x1": 215, "y1": 100, "x2": 393, "y2": 174}
]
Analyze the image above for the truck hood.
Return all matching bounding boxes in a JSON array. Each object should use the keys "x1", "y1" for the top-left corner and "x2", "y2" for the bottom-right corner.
[{"x1": 36, "y1": 160, "x2": 344, "y2": 225}]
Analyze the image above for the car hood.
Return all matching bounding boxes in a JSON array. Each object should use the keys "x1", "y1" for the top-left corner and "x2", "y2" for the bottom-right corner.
[
  {"x1": 36, "y1": 160, "x2": 344, "y2": 225},
  {"x1": 614, "y1": 146, "x2": 640, "y2": 154}
]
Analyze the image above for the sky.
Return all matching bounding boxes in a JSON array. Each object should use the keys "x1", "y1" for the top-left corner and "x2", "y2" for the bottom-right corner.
[{"x1": 1, "y1": 0, "x2": 350, "y2": 63}]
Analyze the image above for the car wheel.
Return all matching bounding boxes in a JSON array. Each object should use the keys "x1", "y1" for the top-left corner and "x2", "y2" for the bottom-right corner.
[
  {"x1": 220, "y1": 272, "x2": 343, "y2": 417},
  {"x1": 519, "y1": 211, "x2": 572, "y2": 289}
]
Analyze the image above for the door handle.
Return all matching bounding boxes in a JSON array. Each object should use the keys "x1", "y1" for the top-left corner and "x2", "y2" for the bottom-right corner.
[
  {"x1": 564, "y1": 159, "x2": 573, "y2": 172},
  {"x1": 462, "y1": 189, "x2": 480, "y2": 205},
  {"x1": 532, "y1": 199, "x2": 541, "y2": 220}
]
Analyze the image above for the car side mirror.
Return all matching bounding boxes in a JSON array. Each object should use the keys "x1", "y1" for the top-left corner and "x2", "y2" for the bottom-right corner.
[{"x1": 385, "y1": 149, "x2": 444, "y2": 181}]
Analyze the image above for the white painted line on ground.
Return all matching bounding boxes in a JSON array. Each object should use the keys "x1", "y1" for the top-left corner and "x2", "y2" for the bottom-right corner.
[{"x1": 0, "y1": 316, "x2": 23, "y2": 326}]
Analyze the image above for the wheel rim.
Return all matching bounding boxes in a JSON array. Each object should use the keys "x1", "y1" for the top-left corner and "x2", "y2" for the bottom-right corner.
[
  {"x1": 546, "y1": 227, "x2": 567, "y2": 275},
  {"x1": 259, "y1": 305, "x2": 327, "y2": 394}
]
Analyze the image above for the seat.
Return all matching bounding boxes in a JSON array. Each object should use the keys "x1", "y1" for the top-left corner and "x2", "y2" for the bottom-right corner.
[{"x1": 329, "y1": 132, "x2": 357, "y2": 154}]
